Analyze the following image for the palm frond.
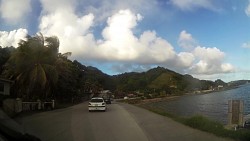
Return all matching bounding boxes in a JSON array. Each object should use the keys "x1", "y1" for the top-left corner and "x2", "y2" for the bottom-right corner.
[
  {"x1": 42, "y1": 64, "x2": 58, "y2": 85},
  {"x1": 4, "y1": 33, "x2": 61, "y2": 100}
]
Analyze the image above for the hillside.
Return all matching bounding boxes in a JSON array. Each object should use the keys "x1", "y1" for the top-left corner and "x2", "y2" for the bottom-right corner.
[
  {"x1": 55, "y1": 60, "x2": 250, "y2": 98},
  {"x1": 113, "y1": 67, "x2": 222, "y2": 95},
  {"x1": 77, "y1": 64, "x2": 229, "y2": 95}
]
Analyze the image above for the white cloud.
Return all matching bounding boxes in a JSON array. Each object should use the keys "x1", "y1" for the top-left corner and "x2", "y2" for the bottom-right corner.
[
  {"x1": 177, "y1": 31, "x2": 234, "y2": 75},
  {"x1": 102, "y1": 10, "x2": 141, "y2": 40},
  {"x1": 190, "y1": 46, "x2": 234, "y2": 74},
  {"x1": 193, "y1": 46, "x2": 225, "y2": 61},
  {"x1": 39, "y1": 7, "x2": 179, "y2": 65},
  {"x1": 176, "y1": 52, "x2": 195, "y2": 68},
  {"x1": 245, "y1": 0, "x2": 250, "y2": 17},
  {"x1": 98, "y1": 10, "x2": 142, "y2": 61},
  {"x1": 38, "y1": 0, "x2": 234, "y2": 76},
  {"x1": 0, "y1": 0, "x2": 31, "y2": 23},
  {"x1": 39, "y1": 7, "x2": 95, "y2": 55},
  {"x1": 170, "y1": 0, "x2": 216, "y2": 11},
  {"x1": 97, "y1": 10, "x2": 176, "y2": 64},
  {"x1": 0, "y1": 29, "x2": 28, "y2": 47},
  {"x1": 221, "y1": 63, "x2": 234, "y2": 73},
  {"x1": 242, "y1": 42, "x2": 250, "y2": 48},
  {"x1": 178, "y1": 30, "x2": 197, "y2": 50}
]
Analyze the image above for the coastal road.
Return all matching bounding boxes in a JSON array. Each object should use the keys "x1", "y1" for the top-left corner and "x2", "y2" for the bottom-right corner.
[{"x1": 16, "y1": 101, "x2": 233, "y2": 141}]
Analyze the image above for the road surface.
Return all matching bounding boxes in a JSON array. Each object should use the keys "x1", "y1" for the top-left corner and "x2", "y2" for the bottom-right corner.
[{"x1": 15, "y1": 101, "x2": 233, "y2": 141}]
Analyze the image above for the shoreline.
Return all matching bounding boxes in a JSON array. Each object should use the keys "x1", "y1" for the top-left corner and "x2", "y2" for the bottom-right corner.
[
  {"x1": 131, "y1": 94, "x2": 250, "y2": 141},
  {"x1": 137, "y1": 104, "x2": 250, "y2": 141},
  {"x1": 134, "y1": 84, "x2": 243, "y2": 106},
  {"x1": 135, "y1": 95, "x2": 180, "y2": 105}
]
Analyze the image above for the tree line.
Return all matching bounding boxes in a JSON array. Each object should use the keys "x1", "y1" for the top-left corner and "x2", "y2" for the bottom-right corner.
[{"x1": 0, "y1": 33, "x2": 103, "y2": 102}]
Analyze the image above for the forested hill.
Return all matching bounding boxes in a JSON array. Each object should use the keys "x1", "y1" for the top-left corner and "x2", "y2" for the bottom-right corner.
[
  {"x1": 113, "y1": 67, "x2": 227, "y2": 94},
  {"x1": 76, "y1": 61, "x2": 228, "y2": 94}
]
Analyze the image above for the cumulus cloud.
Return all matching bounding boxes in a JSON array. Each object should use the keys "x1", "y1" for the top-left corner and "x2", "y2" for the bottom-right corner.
[
  {"x1": 177, "y1": 31, "x2": 234, "y2": 75},
  {"x1": 137, "y1": 31, "x2": 176, "y2": 64},
  {"x1": 245, "y1": 0, "x2": 250, "y2": 17},
  {"x1": 98, "y1": 10, "x2": 143, "y2": 61},
  {"x1": 178, "y1": 30, "x2": 197, "y2": 50},
  {"x1": 0, "y1": 29, "x2": 28, "y2": 47},
  {"x1": 98, "y1": 9, "x2": 177, "y2": 63},
  {"x1": 38, "y1": 0, "x2": 234, "y2": 76},
  {"x1": 0, "y1": 0, "x2": 31, "y2": 23},
  {"x1": 176, "y1": 52, "x2": 195, "y2": 68},
  {"x1": 39, "y1": 4, "x2": 95, "y2": 55},
  {"x1": 39, "y1": 7, "x2": 179, "y2": 65},
  {"x1": 193, "y1": 46, "x2": 225, "y2": 61},
  {"x1": 190, "y1": 46, "x2": 234, "y2": 74},
  {"x1": 170, "y1": 0, "x2": 216, "y2": 11},
  {"x1": 94, "y1": 10, "x2": 179, "y2": 65}
]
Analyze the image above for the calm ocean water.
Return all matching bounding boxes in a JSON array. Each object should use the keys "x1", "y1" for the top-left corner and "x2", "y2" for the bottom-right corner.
[{"x1": 146, "y1": 84, "x2": 250, "y2": 124}]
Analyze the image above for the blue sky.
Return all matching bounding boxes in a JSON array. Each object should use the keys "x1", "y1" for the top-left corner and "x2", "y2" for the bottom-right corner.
[{"x1": 1, "y1": 0, "x2": 250, "y2": 82}]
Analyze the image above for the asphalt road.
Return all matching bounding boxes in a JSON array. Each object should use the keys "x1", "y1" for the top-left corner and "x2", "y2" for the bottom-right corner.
[{"x1": 15, "y1": 101, "x2": 233, "y2": 141}]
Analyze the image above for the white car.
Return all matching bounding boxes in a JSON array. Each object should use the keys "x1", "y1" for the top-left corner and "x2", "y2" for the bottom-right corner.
[{"x1": 88, "y1": 97, "x2": 106, "y2": 112}]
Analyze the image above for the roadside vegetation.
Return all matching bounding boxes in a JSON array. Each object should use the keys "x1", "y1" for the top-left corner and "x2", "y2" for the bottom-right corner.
[
  {"x1": 0, "y1": 34, "x2": 111, "y2": 105},
  {"x1": 139, "y1": 104, "x2": 250, "y2": 141}
]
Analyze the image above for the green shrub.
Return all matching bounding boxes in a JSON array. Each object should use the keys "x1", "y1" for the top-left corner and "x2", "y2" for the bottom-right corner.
[{"x1": 182, "y1": 115, "x2": 224, "y2": 133}]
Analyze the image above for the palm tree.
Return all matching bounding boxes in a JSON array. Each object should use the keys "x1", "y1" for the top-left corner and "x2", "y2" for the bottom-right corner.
[{"x1": 4, "y1": 33, "x2": 59, "y2": 100}]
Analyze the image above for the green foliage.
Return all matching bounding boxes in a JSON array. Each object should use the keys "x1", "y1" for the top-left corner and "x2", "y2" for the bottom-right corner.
[
  {"x1": 0, "y1": 46, "x2": 14, "y2": 74},
  {"x1": 215, "y1": 79, "x2": 227, "y2": 86},
  {"x1": 113, "y1": 66, "x2": 223, "y2": 95},
  {"x1": 3, "y1": 33, "x2": 59, "y2": 100},
  {"x1": 84, "y1": 67, "x2": 114, "y2": 91},
  {"x1": 182, "y1": 115, "x2": 250, "y2": 141},
  {"x1": 141, "y1": 104, "x2": 177, "y2": 119},
  {"x1": 182, "y1": 115, "x2": 225, "y2": 133},
  {"x1": 55, "y1": 58, "x2": 80, "y2": 102},
  {"x1": 149, "y1": 73, "x2": 172, "y2": 89}
]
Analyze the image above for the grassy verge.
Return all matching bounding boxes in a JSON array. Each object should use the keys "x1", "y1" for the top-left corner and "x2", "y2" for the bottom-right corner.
[{"x1": 140, "y1": 105, "x2": 250, "y2": 141}]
